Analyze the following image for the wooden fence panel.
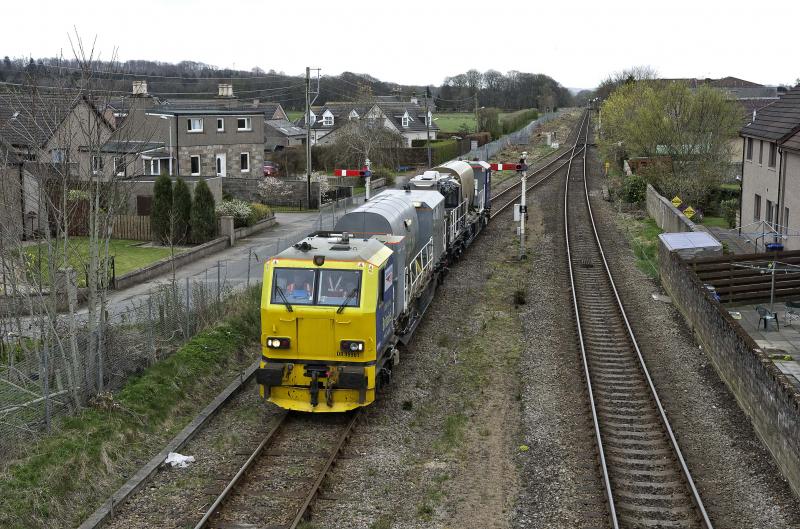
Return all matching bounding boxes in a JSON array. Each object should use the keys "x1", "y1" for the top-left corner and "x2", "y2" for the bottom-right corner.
[{"x1": 112, "y1": 215, "x2": 151, "y2": 241}]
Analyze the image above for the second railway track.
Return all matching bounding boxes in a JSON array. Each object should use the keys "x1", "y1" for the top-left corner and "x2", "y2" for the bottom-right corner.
[{"x1": 564, "y1": 118, "x2": 713, "y2": 528}]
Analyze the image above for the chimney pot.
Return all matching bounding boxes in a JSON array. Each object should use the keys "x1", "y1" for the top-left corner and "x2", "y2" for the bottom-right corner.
[
  {"x1": 132, "y1": 80, "x2": 148, "y2": 95},
  {"x1": 218, "y1": 83, "x2": 234, "y2": 98}
]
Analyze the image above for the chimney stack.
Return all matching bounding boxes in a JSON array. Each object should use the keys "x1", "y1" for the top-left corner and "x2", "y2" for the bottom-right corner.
[
  {"x1": 132, "y1": 80, "x2": 148, "y2": 96},
  {"x1": 218, "y1": 83, "x2": 234, "y2": 98}
]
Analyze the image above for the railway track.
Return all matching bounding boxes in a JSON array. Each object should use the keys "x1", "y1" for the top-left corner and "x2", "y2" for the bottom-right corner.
[
  {"x1": 490, "y1": 110, "x2": 590, "y2": 218},
  {"x1": 564, "y1": 119, "x2": 713, "y2": 528},
  {"x1": 193, "y1": 410, "x2": 360, "y2": 529}
]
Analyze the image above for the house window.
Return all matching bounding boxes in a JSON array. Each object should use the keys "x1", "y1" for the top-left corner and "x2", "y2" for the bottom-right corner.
[
  {"x1": 323, "y1": 114, "x2": 334, "y2": 127},
  {"x1": 402, "y1": 115, "x2": 409, "y2": 127},
  {"x1": 746, "y1": 138, "x2": 753, "y2": 161},
  {"x1": 217, "y1": 118, "x2": 225, "y2": 132},
  {"x1": 766, "y1": 199, "x2": 773, "y2": 224},
  {"x1": 240, "y1": 152, "x2": 250, "y2": 172},
  {"x1": 149, "y1": 159, "x2": 161, "y2": 176},
  {"x1": 52, "y1": 149, "x2": 65, "y2": 163},
  {"x1": 187, "y1": 118, "x2": 203, "y2": 132},
  {"x1": 785, "y1": 207, "x2": 790, "y2": 230},
  {"x1": 769, "y1": 143, "x2": 777, "y2": 168},
  {"x1": 91, "y1": 155, "x2": 103, "y2": 173},
  {"x1": 237, "y1": 117, "x2": 252, "y2": 131},
  {"x1": 113, "y1": 156, "x2": 125, "y2": 177},
  {"x1": 758, "y1": 140, "x2": 763, "y2": 165},
  {"x1": 754, "y1": 194, "x2": 761, "y2": 221},
  {"x1": 349, "y1": 110, "x2": 359, "y2": 121},
  {"x1": 190, "y1": 155, "x2": 200, "y2": 175}
]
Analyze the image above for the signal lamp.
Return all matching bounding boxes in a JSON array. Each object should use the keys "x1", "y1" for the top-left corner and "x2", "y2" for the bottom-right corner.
[
  {"x1": 267, "y1": 337, "x2": 291, "y2": 349},
  {"x1": 340, "y1": 340, "x2": 364, "y2": 353}
]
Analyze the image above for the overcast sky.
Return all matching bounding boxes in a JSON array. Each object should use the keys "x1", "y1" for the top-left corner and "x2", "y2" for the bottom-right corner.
[{"x1": 2, "y1": 0, "x2": 798, "y2": 90}]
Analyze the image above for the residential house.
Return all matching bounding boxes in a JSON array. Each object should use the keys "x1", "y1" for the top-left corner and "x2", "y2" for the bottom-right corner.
[
  {"x1": 265, "y1": 119, "x2": 306, "y2": 151},
  {"x1": 740, "y1": 87, "x2": 800, "y2": 249},
  {"x1": 304, "y1": 99, "x2": 438, "y2": 147}
]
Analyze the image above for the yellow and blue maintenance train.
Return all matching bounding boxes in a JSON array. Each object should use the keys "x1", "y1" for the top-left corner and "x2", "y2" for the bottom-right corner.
[{"x1": 257, "y1": 160, "x2": 494, "y2": 412}]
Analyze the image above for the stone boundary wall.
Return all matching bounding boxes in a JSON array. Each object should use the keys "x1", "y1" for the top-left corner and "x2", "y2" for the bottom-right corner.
[
  {"x1": 659, "y1": 243, "x2": 800, "y2": 497},
  {"x1": 646, "y1": 184, "x2": 697, "y2": 232}
]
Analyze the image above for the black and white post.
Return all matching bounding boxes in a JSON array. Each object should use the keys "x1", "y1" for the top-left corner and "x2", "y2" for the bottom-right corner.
[{"x1": 518, "y1": 151, "x2": 529, "y2": 260}]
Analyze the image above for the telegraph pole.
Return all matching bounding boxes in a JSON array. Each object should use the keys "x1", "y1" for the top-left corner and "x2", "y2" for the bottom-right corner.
[
  {"x1": 425, "y1": 88, "x2": 432, "y2": 168},
  {"x1": 474, "y1": 92, "x2": 479, "y2": 134},
  {"x1": 305, "y1": 66, "x2": 312, "y2": 208}
]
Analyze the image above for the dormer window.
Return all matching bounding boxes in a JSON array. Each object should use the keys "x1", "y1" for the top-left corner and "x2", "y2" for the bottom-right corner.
[
  {"x1": 349, "y1": 109, "x2": 359, "y2": 121},
  {"x1": 323, "y1": 110, "x2": 334, "y2": 127},
  {"x1": 402, "y1": 111, "x2": 411, "y2": 128}
]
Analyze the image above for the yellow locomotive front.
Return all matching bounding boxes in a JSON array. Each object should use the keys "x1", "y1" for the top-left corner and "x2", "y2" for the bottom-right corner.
[{"x1": 257, "y1": 234, "x2": 396, "y2": 412}]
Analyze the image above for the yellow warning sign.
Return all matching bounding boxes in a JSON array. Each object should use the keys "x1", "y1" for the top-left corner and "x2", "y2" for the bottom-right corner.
[
  {"x1": 671, "y1": 196, "x2": 682, "y2": 208},
  {"x1": 683, "y1": 206, "x2": 695, "y2": 219}
]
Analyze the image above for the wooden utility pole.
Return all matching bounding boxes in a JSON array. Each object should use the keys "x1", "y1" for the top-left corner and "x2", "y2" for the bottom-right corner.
[
  {"x1": 474, "y1": 92, "x2": 479, "y2": 133},
  {"x1": 425, "y1": 88, "x2": 432, "y2": 168},
  {"x1": 305, "y1": 66, "x2": 312, "y2": 208}
]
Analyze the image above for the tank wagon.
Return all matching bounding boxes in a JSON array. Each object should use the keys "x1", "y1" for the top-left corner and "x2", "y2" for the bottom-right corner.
[{"x1": 257, "y1": 161, "x2": 493, "y2": 412}]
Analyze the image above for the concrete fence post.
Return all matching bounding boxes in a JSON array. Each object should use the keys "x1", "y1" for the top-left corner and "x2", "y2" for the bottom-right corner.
[{"x1": 220, "y1": 215, "x2": 235, "y2": 246}]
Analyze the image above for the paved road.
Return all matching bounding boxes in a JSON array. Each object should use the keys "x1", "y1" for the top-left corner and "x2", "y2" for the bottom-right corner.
[{"x1": 103, "y1": 195, "x2": 372, "y2": 319}]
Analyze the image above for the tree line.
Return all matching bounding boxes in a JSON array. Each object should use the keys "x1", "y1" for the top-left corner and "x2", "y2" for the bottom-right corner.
[{"x1": 438, "y1": 69, "x2": 574, "y2": 111}]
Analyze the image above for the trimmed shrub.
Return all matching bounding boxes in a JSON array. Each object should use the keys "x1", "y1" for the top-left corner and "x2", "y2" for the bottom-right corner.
[
  {"x1": 216, "y1": 199, "x2": 253, "y2": 228},
  {"x1": 172, "y1": 177, "x2": 192, "y2": 244},
  {"x1": 248, "y1": 203, "x2": 273, "y2": 226},
  {"x1": 500, "y1": 109, "x2": 539, "y2": 135},
  {"x1": 191, "y1": 180, "x2": 217, "y2": 242},
  {"x1": 150, "y1": 174, "x2": 173, "y2": 244}
]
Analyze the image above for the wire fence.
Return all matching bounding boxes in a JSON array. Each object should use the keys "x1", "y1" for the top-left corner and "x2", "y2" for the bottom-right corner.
[
  {"x1": 456, "y1": 111, "x2": 559, "y2": 162},
  {"x1": 0, "y1": 191, "x2": 371, "y2": 451}
]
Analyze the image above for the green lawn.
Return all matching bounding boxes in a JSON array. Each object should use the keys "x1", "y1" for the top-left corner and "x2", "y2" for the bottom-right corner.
[
  {"x1": 625, "y1": 217, "x2": 663, "y2": 278},
  {"x1": 26, "y1": 238, "x2": 185, "y2": 286},
  {"x1": 701, "y1": 216, "x2": 731, "y2": 229},
  {"x1": 435, "y1": 112, "x2": 476, "y2": 133},
  {"x1": 720, "y1": 182, "x2": 740, "y2": 192},
  {"x1": 286, "y1": 110, "x2": 304, "y2": 122}
]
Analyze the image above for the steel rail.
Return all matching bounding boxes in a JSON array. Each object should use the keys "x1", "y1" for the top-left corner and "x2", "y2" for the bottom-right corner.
[
  {"x1": 192, "y1": 411, "x2": 289, "y2": 529},
  {"x1": 288, "y1": 409, "x2": 361, "y2": 528},
  {"x1": 562, "y1": 117, "x2": 618, "y2": 528},
  {"x1": 575, "y1": 119, "x2": 714, "y2": 528}
]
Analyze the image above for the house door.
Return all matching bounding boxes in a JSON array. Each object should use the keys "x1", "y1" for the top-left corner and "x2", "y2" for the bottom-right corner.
[{"x1": 215, "y1": 153, "x2": 226, "y2": 177}]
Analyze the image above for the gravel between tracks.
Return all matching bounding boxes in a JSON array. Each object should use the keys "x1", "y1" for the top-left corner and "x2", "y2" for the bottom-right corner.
[{"x1": 585, "y1": 147, "x2": 800, "y2": 528}]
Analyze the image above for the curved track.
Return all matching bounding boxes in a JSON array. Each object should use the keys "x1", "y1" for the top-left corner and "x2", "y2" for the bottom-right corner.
[
  {"x1": 564, "y1": 117, "x2": 713, "y2": 528},
  {"x1": 193, "y1": 410, "x2": 360, "y2": 529},
  {"x1": 491, "y1": 110, "x2": 589, "y2": 218}
]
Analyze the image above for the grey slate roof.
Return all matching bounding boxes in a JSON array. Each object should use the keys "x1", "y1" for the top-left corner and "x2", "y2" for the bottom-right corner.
[
  {"x1": 740, "y1": 88, "x2": 800, "y2": 141},
  {"x1": 265, "y1": 119, "x2": 306, "y2": 137},
  {"x1": 0, "y1": 90, "x2": 80, "y2": 148},
  {"x1": 156, "y1": 98, "x2": 284, "y2": 118},
  {"x1": 96, "y1": 140, "x2": 165, "y2": 154}
]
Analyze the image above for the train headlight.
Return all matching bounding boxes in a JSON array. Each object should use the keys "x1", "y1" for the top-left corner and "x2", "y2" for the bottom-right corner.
[
  {"x1": 340, "y1": 340, "x2": 364, "y2": 354},
  {"x1": 267, "y1": 337, "x2": 290, "y2": 349}
]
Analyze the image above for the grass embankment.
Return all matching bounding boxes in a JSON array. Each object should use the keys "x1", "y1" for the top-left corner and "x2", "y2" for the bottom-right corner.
[
  {"x1": 26, "y1": 238, "x2": 186, "y2": 286},
  {"x1": 0, "y1": 287, "x2": 262, "y2": 529},
  {"x1": 700, "y1": 216, "x2": 730, "y2": 229},
  {"x1": 624, "y1": 217, "x2": 663, "y2": 278}
]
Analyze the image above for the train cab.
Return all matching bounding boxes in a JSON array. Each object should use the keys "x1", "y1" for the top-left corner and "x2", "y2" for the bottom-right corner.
[{"x1": 257, "y1": 233, "x2": 397, "y2": 412}]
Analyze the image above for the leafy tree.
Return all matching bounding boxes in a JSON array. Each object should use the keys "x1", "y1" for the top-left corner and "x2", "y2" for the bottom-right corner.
[
  {"x1": 150, "y1": 174, "x2": 173, "y2": 244},
  {"x1": 172, "y1": 177, "x2": 192, "y2": 244},
  {"x1": 478, "y1": 107, "x2": 501, "y2": 139},
  {"x1": 191, "y1": 179, "x2": 216, "y2": 242},
  {"x1": 599, "y1": 80, "x2": 740, "y2": 206}
]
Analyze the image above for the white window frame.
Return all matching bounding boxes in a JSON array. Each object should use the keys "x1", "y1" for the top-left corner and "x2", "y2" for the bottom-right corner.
[
  {"x1": 217, "y1": 117, "x2": 225, "y2": 132},
  {"x1": 187, "y1": 118, "x2": 203, "y2": 133},
  {"x1": 323, "y1": 114, "x2": 334, "y2": 127},
  {"x1": 349, "y1": 110, "x2": 359, "y2": 121},
  {"x1": 237, "y1": 117, "x2": 252, "y2": 131},
  {"x1": 149, "y1": 158, "x2": 161, "y2": 176},
  {"x1": 402, "y1": 115, "x2": 410, "y2": 127},
  {"x1": 113, "y1": 156, "x2": 125, "y2": 177},
  {"x1": 240, "y1": 152, "x2": 250, "y2": 173},
  {"x1": 91, "y1": 155, "x2": 103, "y2": 174},
  {"x1": 190, "y1": 155, "x2": 201, "y2": 176}
]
